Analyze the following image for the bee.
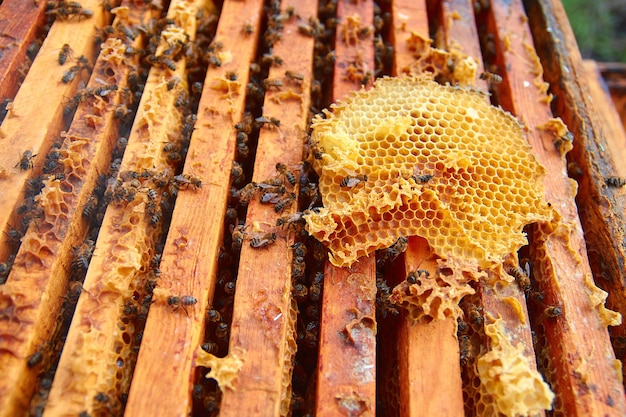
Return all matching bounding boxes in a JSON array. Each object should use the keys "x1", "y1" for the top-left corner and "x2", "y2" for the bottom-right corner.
[
  {"x1": 230, "y1": 223, "x2": 246, "y2": 251},
  {"x1": 291, "y1": 242, "x2": 307, "y2": 258},
  {"x1": 201, "y1": 342, "x2": 219, "y2": 354},
  {"x1": 0, "y1": 254, "x2": 16, "y2": 284},
  {"x1": 457, "y1": 318, "x2": 469, "y2": 335},
  {"x1": 340, "y1": 174, "x2": 367, "y2": 188},
  {"x1": 406, "y1": 269, "x2": 429, "y2": 284},
  {"x1": 254, "y1": 116, "x2": 280, "y2": 127},
  {"x1": 241, "y1": 22, "x2": 253, "y2": 35},
  {"x1": 231, "y1": 161, "x2": 245, "y2": 186},
  {"x1": 261, "y1": 53, "x2": 283, "y2": 67},
  {"x1": 207, "y1": 308, "x2": 222, "y2": 323},
  {"x1": 149, "y1": 54, "x2": 177, "y2": 71},
  {"x1": 276, "y1": 212, "x2": 305, "y2": 231},
  {"x1": 304, "y1": 320, "x2": 320, "y2": 348},
  {"x1": 173, "y1": 174, "x2": 202, "y2": 190},
  {"x1": 275, "y1": 162, "x2": 296, "y2": 186},
  {"x1": 58, "y1": 43, "x2": 73, "y2": 65},
  {"x1": 298, "y1": 22, "x2": 315, "y2": 37},
  {"x1": 508, "y1": 264, "x2": 531, "y2": 293},
  {"x1": 291, "y1": 261, "x2": 305, "y2": 281},
  {"x1": 412, "y1": 174, "x2": 433, "y2": 183},
  {"x1": 235, "y1": 115, "x2": 253, "y2": 134},
  {"x1": 250, "y1": 232, "x2": 277, "y2": 248},
  {"x1": 606, "y1": 176, "x2": 626, "y2": 188},
  {"x1": 61, "y1": 55, "x2": 91, "y2": 83},
  {"x1": 459, "y1": 334, "x2": 473, "y2": 366},
  {"x1": 274, "y1": 192, "x2": 296, "y2": 213},
  {"x1": 260, "y1": 191, "x2": 282, "y2": 204},
  {"x1": 479, "y1": 71, "x2": 502, "y2": 85},
  {"x1": 16, "y1": 150, "x2": 36, "y2": 170},
  {"x1": 149, "y1": 210, "x2": 162, "y2": 227},
  {"x1": 235, "y1": 141, "x2": 249, "y2": 159},
  {"x1": 166, "y1": 76, "x2": 181, "y2": 91},
  {"x1": 377, "y1": 236, "x2": 408, "y2": 267},
  {"x1": 224, "y1": 280, "x2": 236, "y2": 295},
  {"x1": 236, "y1": 131, "x2": 248, "y2": 146},
  {"x1": 233, "y1": 182, "x2": 259, "y2": 205},
  {"x1": 262, "y1": 78, "x2": 283, "y2": 90},
  {"x1": 225, "y1": 71, "x2": 238, "y2": 81},
  {"x1": 167, "y1": 295, "x2": 197, "y2": 315},
  {"x1": 71, "y1": 239, "x2": 95, "y2": 278},
  {"x1": 27, "y1": 349, "x2": 44, "y2": 368},
  {"x1": 544, "y1": 305, "x2": 562, "y2": 318},
  {"x1": 292, "y1": 282, "x2": 308, "y2": 302},
  {"x1": 82, "y1": 195, "x2": 99, "y2": 219},
  {"x1": 309, "y1": 272, "x2": 324, "y2": 302},
  {"x1": 467, "y1": 303, "x2": 483, "y2": 327},
  {"x1": 215, "y1": 322, "x2": 229, "y2": 340},
  {"x1": 285, "y1": 70, "x2": 304, "y2": 83}
]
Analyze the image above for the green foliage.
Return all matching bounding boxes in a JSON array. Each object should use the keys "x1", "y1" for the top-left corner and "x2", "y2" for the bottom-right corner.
[{"x1": 562, "y1": 0, "x2": 626, "y2": 62}]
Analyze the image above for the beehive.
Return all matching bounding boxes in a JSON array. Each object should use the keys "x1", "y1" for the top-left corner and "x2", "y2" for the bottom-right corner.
[{"x1": 0, "y1": 0, "x2": 625, "y2": 416}]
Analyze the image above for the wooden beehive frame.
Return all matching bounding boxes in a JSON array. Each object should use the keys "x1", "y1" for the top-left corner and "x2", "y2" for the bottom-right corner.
[{"x1": 0, "y1": 0, "x2": 625, "y2": 415}]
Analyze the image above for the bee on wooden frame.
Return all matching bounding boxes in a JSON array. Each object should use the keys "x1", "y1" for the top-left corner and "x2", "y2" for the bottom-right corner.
[
  {"x1": 544, "y1": 305, "x2": 562, "y2": 318},
  {"x1": 241, "y1": 22, "x2": 253, "y2": 36},
  {"x1": 276, "y1": 212, "x2": 305, "y2": 232},
  {"x1": 262, "y1": 78, "x2": 283, "y2": 90},
  {"x1": 255, "y1": 116, "x2": 281, "y2": 128},
  {"x1": 285, "y1": 70, "x2": 304, "y2": 83},
  {"x1": 275, "y1": 162, "x2": 297, "y2": 186},
  {"x1": 250, "y1": 232, "x2": 277, "y2": 249},
  {"x1": 167, "y1": 295, "x2": 197, "y2": 316},
  {"x1": 16, "y1": 150, "x2": 36, "y2": 170},
  {"x1": 274, "y1": 192, "x2": 296, "y2": 213},
  {"x1": 508, "y1": 263, "x2": 531, "y2": 293},
  {"x1": 173, "y1": 174, "x2": 202, "y2": 190},
  {"x1": 58, "y1": 43, "x2": 73, "y2": 65}
]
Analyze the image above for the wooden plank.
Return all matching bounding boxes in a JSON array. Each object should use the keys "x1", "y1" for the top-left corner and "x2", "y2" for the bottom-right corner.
[
  {"x1": 524, "y1": 1, "x2": 626, "y2": 357},
  {"x1": 316, "y1": 1, "x2": 377, "y2": 415},
  {"x1": 397, "y1": 237, "x2": 464, "y2": 416},
  {"x1": 389, "y1": 2, "x2": 466, "y2": 415},
  {"x1": 0, "y1": 4, "x2": 151, "y2": 415},
  {"x1": 0, "y1": 2, "x2": 110, "y2": 415},
  {"x1": 582, "y1": 60, "x2": 626, "y2": 179},
  {"x1": 218, "y1": 1, "x2": 317, "y2": 415},
  {"x1": 0, "y1": 0, "x2": 47, "y2": 103},
  {"x1": 390, "y1": 0, "x2": 428, "y2": 75},
  {"x1": 439, "y1": 1, "x2": 543, "y2": 414},
  {"x1": 488, "y1": 0, "x2": 626, "y2": 414},
  {"x1": 439, "y1": 0, "x2": 488, "y2": 89},
  {"x1": 123, "y1": 0, "x2": 266, "y2": 415},
  {"x1": 0, "y1": 0, "x2": 107, "y2": 270},
  {"x1": 43, "y1": 2, "x2": 207, "y2": 415}
]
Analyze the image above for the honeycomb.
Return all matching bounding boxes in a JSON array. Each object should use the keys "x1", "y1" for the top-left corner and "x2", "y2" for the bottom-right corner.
[
  {"x1": 389, "y1": 257, "x2": 484, "y2": 322},
  {"x1": 304, "y1": 75, "x2": 554, "y2": 268},
  {"x1": 476, "y1": 316, "x2": 554, "y2": 416}
]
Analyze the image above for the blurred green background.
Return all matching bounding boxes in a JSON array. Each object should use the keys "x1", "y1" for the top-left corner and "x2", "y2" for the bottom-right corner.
[{"x1": 562, "y1": 0, "x2": 626, "y2": 62}]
